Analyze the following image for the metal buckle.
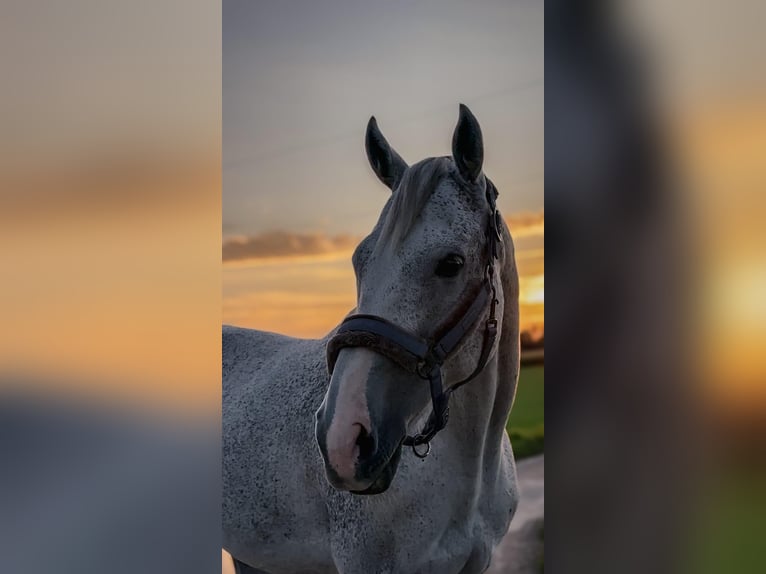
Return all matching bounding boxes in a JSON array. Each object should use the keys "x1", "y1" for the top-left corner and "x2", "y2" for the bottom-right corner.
[
  {"x1": 412, "y1": 441, "x2": 431, "y2": 458},
  {"x1": 416, "y1": 360, "x2": 434, "y2": 380}
]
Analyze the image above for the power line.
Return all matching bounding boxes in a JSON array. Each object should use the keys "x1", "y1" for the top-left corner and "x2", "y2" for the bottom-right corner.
[{"x1": 223, "y1": 79, "x2": 544, "y2": 169}]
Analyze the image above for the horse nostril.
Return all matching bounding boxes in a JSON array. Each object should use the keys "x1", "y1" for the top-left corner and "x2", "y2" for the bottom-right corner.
[{"x1": 354, "y1": 424, "x2": 375, "y2": 460}]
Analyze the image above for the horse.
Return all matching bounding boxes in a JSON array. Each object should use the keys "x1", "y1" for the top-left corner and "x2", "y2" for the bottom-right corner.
[{"x1": 223, "y1": 104, "x2": 521, "y2": 574}]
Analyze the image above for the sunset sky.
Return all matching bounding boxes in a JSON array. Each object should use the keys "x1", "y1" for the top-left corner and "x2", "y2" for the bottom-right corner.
[{"x1": 222, "y1": 0, "x2": 544, "y2": 337}]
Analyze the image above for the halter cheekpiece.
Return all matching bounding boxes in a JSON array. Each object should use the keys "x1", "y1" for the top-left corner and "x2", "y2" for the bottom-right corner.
[{"x1": 326, "y1": 178, "x2": 502, "y2": 458}]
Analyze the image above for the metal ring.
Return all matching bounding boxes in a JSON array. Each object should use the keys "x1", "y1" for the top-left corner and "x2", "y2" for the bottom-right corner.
[
  {"x1": 412, "y1": 442, "x2": 431, "y2": 459},
  {"x1": 416, "y1": 360, "x2": 437, "y2": 380},
  {"x1": 494, "y1": 211, "x2": 503, "y2": 241}
]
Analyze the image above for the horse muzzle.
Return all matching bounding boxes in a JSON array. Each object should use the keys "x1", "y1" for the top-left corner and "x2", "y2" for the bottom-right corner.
[
  {"x1": 315, "y1": 389, "x2": 406, "y2": 495},
  {"x1": 349, "y1": 441, "x2": 403, "y2": 495}
]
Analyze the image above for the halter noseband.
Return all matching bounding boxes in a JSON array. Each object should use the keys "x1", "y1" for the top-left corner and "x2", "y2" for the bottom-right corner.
[{"x1": 326, "y1": 179, "x2": 502, "y2": 458}]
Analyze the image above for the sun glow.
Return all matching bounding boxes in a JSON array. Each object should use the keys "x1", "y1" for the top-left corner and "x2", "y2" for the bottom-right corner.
[{"x1": 520, "y1": 274, "x2": 545, "y2": 306}]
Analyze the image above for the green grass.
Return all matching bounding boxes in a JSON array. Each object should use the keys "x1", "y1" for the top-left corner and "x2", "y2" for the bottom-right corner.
[
  {"x1": 506, "y1": 364, "x2": 544, "y2": 459},
  {"x1": 686, "y1": 468, "x2": 766, "y2": 574}
]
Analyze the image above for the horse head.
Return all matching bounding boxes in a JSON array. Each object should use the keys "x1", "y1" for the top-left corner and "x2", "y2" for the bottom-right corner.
[{"x1": 315, "y1": 105, "x2": 508, "y2": 494}]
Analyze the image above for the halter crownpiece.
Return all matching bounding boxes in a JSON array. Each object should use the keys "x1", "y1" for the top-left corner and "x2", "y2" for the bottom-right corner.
[{"x1": 326, "y1": 178, "x2": 502, "y2": 458}]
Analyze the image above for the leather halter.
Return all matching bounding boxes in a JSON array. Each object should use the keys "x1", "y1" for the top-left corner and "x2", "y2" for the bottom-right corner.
[{"x1": 326, "y1": 178, "x2": 502, "y2": 458}]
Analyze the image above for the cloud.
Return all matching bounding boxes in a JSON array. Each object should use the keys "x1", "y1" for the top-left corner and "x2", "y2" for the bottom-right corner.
[
  {"x1": 223, "y1": 211, "x2": 544, "y2": 263},
  {"x1": 223, "y1": 231, "x2": 360, "y2": 263}
]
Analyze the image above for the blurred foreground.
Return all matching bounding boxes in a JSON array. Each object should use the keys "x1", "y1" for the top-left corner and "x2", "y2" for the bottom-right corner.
[
  {"x1": 1, "y1": 2, "x2": 221, "y2": 573},
  {"x1": 0, "y1": 390, "x2": 221, "y2": 574},
  {"x1": 547, "y1": 0, "x2": 765, "y2": 572}
]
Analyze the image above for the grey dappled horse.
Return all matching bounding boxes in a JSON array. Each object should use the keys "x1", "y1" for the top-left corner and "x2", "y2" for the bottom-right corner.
[{"x1": 223, "y1": 105, "x2": 520, "y2": 574}]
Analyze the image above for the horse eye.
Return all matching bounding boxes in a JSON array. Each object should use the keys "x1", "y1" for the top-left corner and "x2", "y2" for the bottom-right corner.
[{"x1": 435, "y1": 254, "x2": 465, "y2": 278}]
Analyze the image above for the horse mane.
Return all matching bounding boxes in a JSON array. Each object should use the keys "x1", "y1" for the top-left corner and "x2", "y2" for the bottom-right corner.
[{"x1": 380, "y1": 156, "x2": 453, "y2": 247}]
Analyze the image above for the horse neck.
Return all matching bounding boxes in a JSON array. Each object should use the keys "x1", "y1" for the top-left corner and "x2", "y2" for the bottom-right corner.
[{"x1": 447, "y1": 247, "x2": 520, "y2": 464}]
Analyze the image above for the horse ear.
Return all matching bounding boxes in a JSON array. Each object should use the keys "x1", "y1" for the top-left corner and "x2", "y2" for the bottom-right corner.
[
  {"x1": 365, "y1": 116, "x2": 408, "y2": 191},
  {"x1": 451, "y1": 104, "x2": 484, "y2": 183}
]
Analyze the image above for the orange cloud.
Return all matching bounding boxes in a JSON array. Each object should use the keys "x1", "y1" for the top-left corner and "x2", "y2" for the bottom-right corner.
[
  {"x1": 224, "y1": 211, "x2": 544, "y2": 264},
  {"x1": 223, "y1": 232, "x2": 360, "y2": 263}
]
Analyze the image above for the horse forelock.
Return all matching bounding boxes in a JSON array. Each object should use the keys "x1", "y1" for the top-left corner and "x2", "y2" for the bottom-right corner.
[{"x1": 379, "y1": 157, "x2": 453, "y2": 247}]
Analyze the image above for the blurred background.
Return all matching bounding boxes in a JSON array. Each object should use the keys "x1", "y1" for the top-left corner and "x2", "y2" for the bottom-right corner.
[
  {"x1": 1, "y1": 0, "x2": 221, "y2": 412},
  {"x1": 1, "y1": 2, "x2": 221, "y2": 573}
]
